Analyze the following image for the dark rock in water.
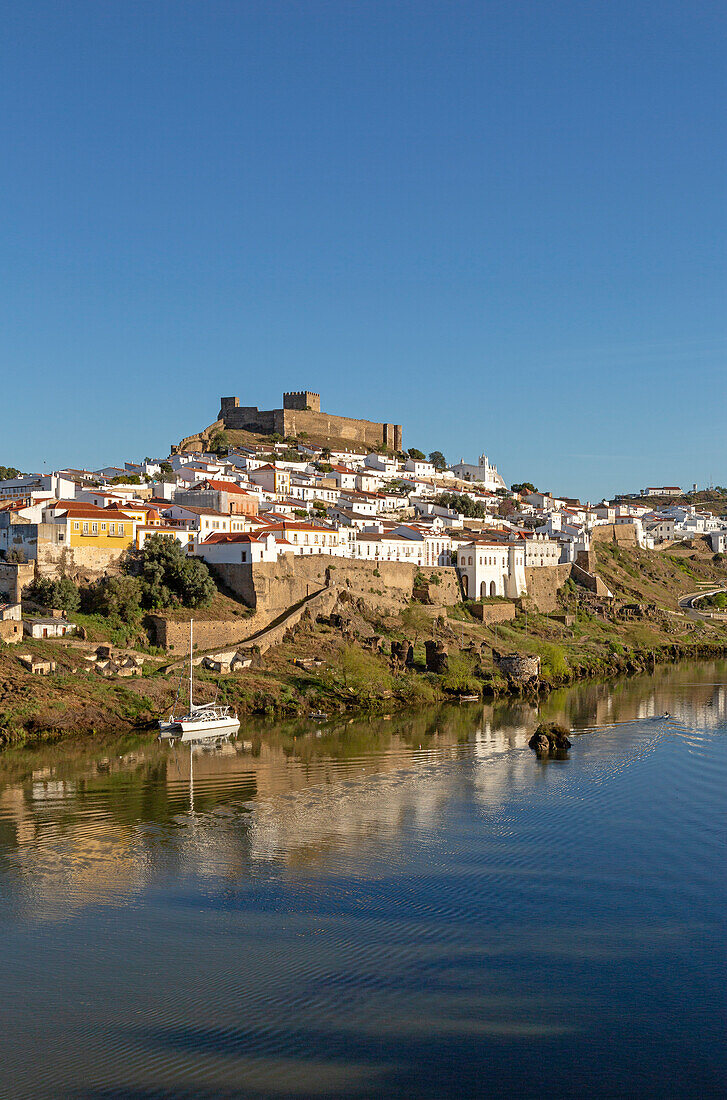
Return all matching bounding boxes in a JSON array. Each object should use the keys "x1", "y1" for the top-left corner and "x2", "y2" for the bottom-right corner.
[
  {"x1": 529, "y1": 722, "x2": 572, "y2": 757},
  {"x1": 530, "y1": 732, "x2": 551, "y2": 756}
]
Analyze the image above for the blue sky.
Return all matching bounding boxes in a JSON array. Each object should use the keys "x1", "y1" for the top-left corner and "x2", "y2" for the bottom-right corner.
[{"x1": 1, "y1": 1, "x2": 726, "y2": 499}]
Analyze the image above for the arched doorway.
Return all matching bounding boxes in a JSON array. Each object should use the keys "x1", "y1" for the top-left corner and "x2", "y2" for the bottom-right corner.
[
  {"x1": 480, "y1": 581, "x2": 487, "y2": 599},
  {"x1": 461, "y1": 574, "x2": 468, "y2": 597},
  {"x1": 490, "y1": 580, "x2": 497, "y2": 597}
]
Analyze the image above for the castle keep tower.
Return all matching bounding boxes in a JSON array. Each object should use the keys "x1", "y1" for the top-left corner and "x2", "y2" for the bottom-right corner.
[{"x1": 283, "y1": 391, "x2": 321, "y2": 412}]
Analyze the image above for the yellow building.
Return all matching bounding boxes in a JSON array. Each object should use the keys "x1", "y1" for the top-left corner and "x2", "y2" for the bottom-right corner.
[{"x1": 48, "y1": 503, "x2": 136, "y2": 549}]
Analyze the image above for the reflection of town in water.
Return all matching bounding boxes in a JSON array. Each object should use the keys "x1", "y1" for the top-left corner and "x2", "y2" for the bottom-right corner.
[{"x1": 1, "y1": 660, "x2": 726, "y2": 917}]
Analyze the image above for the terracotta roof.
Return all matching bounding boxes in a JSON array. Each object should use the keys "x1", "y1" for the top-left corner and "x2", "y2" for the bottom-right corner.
[
  {"x1": 50, "y1": 501, "x2": 134, "y2": 519},
  {"x1": 200, "y1": 479, "x2": 254, "y2": 494}
]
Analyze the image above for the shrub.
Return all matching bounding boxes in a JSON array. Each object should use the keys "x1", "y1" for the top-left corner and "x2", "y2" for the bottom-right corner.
[
  {"x1": 441, "y1": 653, "x2": 479, "y2": 694},
  {"x1": 539, "y1": 642, "x2": 570, "y2": 682},
  {"x1": 81, "y1": 574, "x2": 143, "y2": 622},
  {"x1": 24, "y1": 575, "x2": 79, "y2": 612},
  {"x1": 337, "y1": 645, "x2": 392, "y2": 705},
  {"x1": 124, "y1": 535, "x2": 216, "y2": 610}
]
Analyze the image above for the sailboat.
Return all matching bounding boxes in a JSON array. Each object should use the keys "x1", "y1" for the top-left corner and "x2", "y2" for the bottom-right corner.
[{"x1": 158, "y1": 620, "x2": 241, "y2": 743}]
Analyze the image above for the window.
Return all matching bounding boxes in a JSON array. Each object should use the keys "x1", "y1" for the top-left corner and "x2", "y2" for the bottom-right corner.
[
  {"x1": 101, "y1": 523, "x2": 106, "y2": 531},
  {"x1": 109, "y1": 523, "x2": 115, "y2": 534},
  {"x1": 92, "y1": 523, "x2": 98, "y2": 534},
  {"x1": 118, "y1": 523, "x2": 124, "y2": 535},
  {"x1": 74, "y1": 521, "x2": 79, "y2": 531},
  {"x1": 82, "y1": 522, "x2": 89, "y2": 535}
]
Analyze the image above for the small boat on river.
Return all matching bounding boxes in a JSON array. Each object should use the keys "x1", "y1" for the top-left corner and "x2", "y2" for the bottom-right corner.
[{"x1": 159, "y1": 621, "x2": 240, "y2": 743}]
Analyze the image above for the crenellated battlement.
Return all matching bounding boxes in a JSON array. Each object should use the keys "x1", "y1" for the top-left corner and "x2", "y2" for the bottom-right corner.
[{"x1": 283, "y1": 391, "x2": 321, "y2": 412}]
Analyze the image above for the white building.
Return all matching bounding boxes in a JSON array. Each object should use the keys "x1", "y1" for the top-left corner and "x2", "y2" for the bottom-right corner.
[
  {"x1": 709, "y1": 530, "x2": 727, "y2": 554},
  {"x1": 404, "y1": 457, "x2": 436, "y2": 478},
  {"x1": 455, "y1": 539, "x2": 526, "y2": 599},
  {"x1": 448, "y1": 454, "x2": 506, "y2": 492}
]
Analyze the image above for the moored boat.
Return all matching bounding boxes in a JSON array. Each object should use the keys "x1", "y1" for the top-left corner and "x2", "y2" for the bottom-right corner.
[{"x1": 159, "y1": 621, "x2": 240, "y2": 743}]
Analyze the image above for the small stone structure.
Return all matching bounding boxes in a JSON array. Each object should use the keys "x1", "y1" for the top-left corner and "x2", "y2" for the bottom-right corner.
[
  {"x1": 494, "y1": 652, "x2": 541, "y2": 686},
  {"x1": 467, "y1": 601, "x2": 516, "y2": 624},
  {"x1": 391, "y1": 639, "x2": 414, "y2": 667},
  {"x1": 425, "y1": 639, "x2": 449, "y2": 674},
  {"x1": 0, "y1": 619, "x2": 22, "y2": 644},
  {"x1": 17, "y1": 653, "x2": 56, "y2": 675}
]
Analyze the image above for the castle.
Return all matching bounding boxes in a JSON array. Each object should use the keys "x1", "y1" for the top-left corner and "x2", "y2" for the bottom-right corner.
[{"x1": 173, "y1": 390, "x2": 402, "y2": 454}]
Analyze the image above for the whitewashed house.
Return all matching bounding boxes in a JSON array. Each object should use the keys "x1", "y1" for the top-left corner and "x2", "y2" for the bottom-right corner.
[{"x1": 455, "y1": 539, "x2": 526, "y2": 599}]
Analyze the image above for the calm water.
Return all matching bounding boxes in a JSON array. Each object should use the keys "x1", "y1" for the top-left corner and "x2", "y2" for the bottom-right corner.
[{"x1": 0, "y1": 663, "x2": 725, "y2": 1099}]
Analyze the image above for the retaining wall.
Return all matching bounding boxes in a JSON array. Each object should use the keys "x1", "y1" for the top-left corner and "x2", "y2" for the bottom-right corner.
[{"x1": 210, "y1": 558, "x2": 461, "y2": 615}]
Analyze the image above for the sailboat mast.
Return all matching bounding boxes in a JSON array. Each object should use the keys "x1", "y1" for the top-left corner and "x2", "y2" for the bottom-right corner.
[{"x1": 189, "y1": 619, "x2": 193, "y2": 711}]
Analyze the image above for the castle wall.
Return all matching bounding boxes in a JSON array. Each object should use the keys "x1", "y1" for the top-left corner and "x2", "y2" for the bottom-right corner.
[
  {"x1": 216, "y1": 394, "x2": 402, "y2": 450},
  {"x1": 280, "y1": 409, "x2": 401, "y2": 450}
]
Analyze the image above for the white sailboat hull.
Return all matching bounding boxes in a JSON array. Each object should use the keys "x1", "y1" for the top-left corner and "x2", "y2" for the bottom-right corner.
[{"x1": 158, "y1": 715, "x2": 241, "y2": 742}]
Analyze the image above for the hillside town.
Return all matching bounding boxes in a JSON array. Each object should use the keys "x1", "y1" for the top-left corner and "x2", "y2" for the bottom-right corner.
[{"x1": 1, "y1": 391, "x2": 726, "y2": 623}]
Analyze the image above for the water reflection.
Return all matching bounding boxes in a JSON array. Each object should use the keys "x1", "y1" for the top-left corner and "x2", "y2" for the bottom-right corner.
[
  {"x1": 1, "y1": 661, "x2": 725, "y2": 898},
  {"x1": 0, "y1": 662, "x2": 725, "y2": 1098}
]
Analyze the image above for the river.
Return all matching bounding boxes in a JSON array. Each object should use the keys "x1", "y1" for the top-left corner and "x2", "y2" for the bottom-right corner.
[{"x1": 0, "y1": 662, "x2": 725, "y2": 1098}]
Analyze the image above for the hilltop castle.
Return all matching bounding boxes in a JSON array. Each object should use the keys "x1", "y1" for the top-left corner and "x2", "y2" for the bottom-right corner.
[{"x1": 175, "y1": 390, "x2": 402, "y2": 453}]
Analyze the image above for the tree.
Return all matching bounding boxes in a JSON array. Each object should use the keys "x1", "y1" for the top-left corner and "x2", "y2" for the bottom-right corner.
[
  {"x1": 158, "y1": 461, "x2": 174, "y2": 480},
  {"x1": 82, "y1": 574, "x2": 143, "y2": 622},
  {"x1": 407, "y1": 447, "x2": 425, "y2": 461},
  {"x1": 124, "y1": 534, "x2": 216, "y2": 610},
  {"x1": 429, "y1": 451, "x2": 446, "y2": 471},
  {"x1": 434, "y1": 492, "x2": 487, "y2": 519},
  {"x1": 0, "y1": 466, "x2": 22, "y2": 481},
  {"x1": 497, "y1": 497, "x2": 517, "y2": 518},
  {"x1": 209, "y1": 430, "x2": 229, "y2": 455},
  {"x1": 400, "y1": 602, "x2": 431, "y2": 647},
  {"x1": 110, "y1": 474, "x2": 141, "y2": 484},
  {"x1": 511, "y1": 482, "x2": 536, "y2": 495},
  {"x1": 24, "y1": 575, "x2": 80, "y2": 612}
]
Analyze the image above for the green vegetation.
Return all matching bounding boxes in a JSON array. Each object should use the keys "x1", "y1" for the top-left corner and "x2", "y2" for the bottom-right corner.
[
  {"x1": 24, "y1": 575, "x2": 80, "y2": 612},
  {"x1": 407, "y1": 447, "x2": 426, "y2": 461},
  {"x1": 434, "y1": 492, "x2": 488, "y2": 519},
  {"x1": 429, "y1": 450, "x2": 446, "y2": 471},
  {"x1": 209, "y1": 429, "x2": 229, "y2": 454},
  {"x1": 0, "y1": 466, "x2": 22, "y2": 480}
]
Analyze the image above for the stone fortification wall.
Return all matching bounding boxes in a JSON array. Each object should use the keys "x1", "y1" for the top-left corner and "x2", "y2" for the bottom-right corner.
[
  {"x1": 523, "y1": 564, "x2": 573, "y2": 612},
  {"x1": 36, "y1": 543, "x2": 126, "y2": 581},
  {"x1": 236, "y1": 585, "x2": 340, "y2": 658},
  {"x1": 280, "y1": 408, "x2": 401, "y2": 451},
  {"x1": 151, "y1": 586, "x2": 341, "y2": 655},
  {"x1": 210, "y1": 558, "x2": 460, "y2": 615},
  {"x1": 0, "y1": 562, "x2": 35, "y2": 602},
  {"x1": 591, "y1": 523, "x2": 640, "y2": 546},
  {"x1": 148, "y1": 615, "x2": 256, "y2": 654}
]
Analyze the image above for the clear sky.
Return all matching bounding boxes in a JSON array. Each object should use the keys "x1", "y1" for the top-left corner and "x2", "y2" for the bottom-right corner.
[{"x1": 2, "y1": 1, "x2": 726, "y2": 499}]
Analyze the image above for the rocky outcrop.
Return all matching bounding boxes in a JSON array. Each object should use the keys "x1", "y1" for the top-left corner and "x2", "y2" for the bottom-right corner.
[{"x1": 528, "y1": 722, "x2": 572, "y2": 757}]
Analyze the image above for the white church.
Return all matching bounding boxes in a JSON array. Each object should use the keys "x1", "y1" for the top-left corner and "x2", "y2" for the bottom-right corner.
[{"x1": 448, "y1": 453, "x2": 506, "y2": 492}]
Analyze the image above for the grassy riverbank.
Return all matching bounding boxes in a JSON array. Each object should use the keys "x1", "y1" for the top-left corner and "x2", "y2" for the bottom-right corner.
[{"x1": 1, "y1": 540, "x2": 727, "y2": 749}]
